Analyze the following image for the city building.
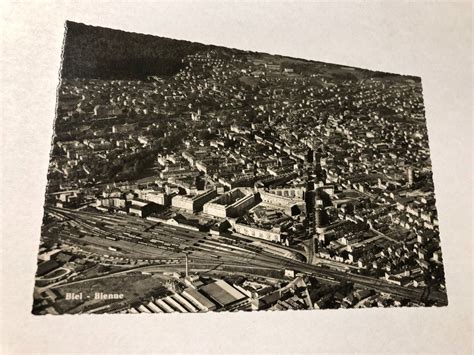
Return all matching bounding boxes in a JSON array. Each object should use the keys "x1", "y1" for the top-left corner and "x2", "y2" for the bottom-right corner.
[
  {"x1": 171, "y1": 189, "x2": 218, "y2": 212},
  {"x1": 203, "y1": 188, "x2": 256, "y2": 218}
]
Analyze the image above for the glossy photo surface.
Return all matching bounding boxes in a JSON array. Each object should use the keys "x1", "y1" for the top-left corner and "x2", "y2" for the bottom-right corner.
[{"x1": 32, "y1": 21, "x2": 447, "y2": 315}]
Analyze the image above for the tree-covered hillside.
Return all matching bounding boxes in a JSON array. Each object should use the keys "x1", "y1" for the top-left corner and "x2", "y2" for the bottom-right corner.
[
  {"x1": 62, "y1": 21, "x2": 226, "y2": 79},
  {"x1": 61, "y1": 21, "x2": 419, "y2": 82}
]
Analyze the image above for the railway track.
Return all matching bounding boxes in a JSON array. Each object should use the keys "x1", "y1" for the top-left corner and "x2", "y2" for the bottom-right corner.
[{"x1": 44, "y1": 206, "x2": 448, "y2": 305}]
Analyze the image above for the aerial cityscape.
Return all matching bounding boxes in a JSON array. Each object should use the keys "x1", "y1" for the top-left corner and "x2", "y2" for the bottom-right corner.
[{"x1": 33, "y1": 21, "x2": 447, "y2": 315}]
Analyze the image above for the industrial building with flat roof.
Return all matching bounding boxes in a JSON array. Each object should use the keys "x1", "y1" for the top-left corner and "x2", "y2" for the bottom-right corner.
[
  {"x1": 199, "y1": 279, "x2": 246, "y2": 308},
  {"x1": 181, "y1": 287, "x2": 216, "y2": 311}
]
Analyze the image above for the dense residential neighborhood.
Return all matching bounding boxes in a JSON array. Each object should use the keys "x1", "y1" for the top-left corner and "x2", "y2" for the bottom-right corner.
[{"x1": 33, "y1": 22, "x2": 446, "y2": 315}]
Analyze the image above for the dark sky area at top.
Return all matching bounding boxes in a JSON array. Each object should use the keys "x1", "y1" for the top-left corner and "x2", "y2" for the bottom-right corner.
[{"x1": 61, "y1": 21, "x2": 419, "y2": 81}]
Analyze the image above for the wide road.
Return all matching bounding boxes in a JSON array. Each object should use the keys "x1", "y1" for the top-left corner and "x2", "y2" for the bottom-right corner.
[{"x1": 44, "y1": 206, "x2": 448, "y2": 305}]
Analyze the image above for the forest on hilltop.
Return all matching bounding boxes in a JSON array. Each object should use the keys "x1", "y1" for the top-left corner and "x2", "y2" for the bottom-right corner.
[
  {"x1": 62, "y1": 21, "x2": 231, "y2": 79},
  {"x1": 61, "y1": 21, "x2": 420, "y2": 82}
]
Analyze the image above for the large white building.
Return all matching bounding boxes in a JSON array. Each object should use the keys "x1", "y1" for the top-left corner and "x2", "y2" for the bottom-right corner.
[
  {"x1": 135, "y1": 189, "x2": 172, "y2": 206},
  {"x1": 259, "y1": 191, "x2": 306, "y2": 216},
  {"x1": 203, "y1": 188, "x2": 255, "y2": 218},
  {"x1": 265, "y1": 186, "x2": 306, "y2": 200},
  {"x1": 234, "y1": 223, "x2": 281, "y2": 243},
  {"x1": 171, "y1": 189, "x2": 217, "y2": 212}
]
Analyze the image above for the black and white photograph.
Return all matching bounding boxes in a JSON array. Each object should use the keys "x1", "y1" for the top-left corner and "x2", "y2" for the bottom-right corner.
[
  {"x1": 1, "y1": 1, "x2": 472, "y2": 354},
  {"x1": 32, "y1": 21, "x2": 448, "y2": 315}
]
